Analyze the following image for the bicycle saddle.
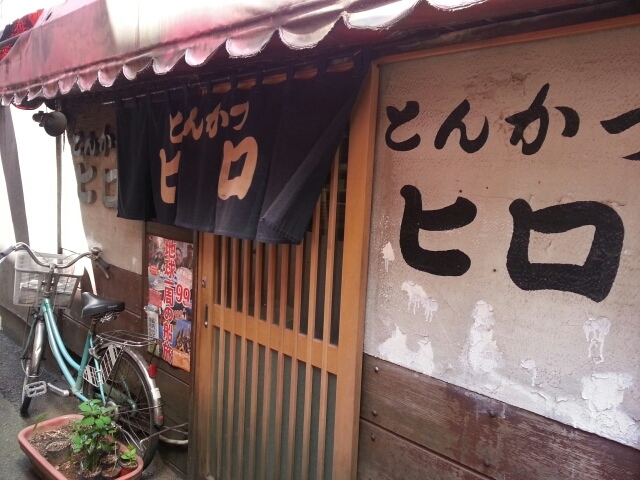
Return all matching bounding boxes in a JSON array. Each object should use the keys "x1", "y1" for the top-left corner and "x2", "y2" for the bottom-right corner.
[{"x1": 81, "y1": 292, "x2": 125, "y2": 318}]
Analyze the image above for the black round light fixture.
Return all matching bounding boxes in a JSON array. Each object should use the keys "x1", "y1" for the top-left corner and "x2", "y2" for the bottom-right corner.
[{"x1": 32, "y1": 110, "x2": 67, "y2": 136}]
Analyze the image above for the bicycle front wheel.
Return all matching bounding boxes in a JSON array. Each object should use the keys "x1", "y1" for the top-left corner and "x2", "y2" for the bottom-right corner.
[
  {"x1": 20, "y1": 318, "x2": 45, "y2": 416},
  {"x1": 85, "y1": 349, "x2": 160, "y2": 468}
]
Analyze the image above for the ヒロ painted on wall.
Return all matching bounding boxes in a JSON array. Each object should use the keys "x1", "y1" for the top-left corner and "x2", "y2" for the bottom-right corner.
[{"x1": 364, "y1": 25, "x2": 640, "y2": 449}]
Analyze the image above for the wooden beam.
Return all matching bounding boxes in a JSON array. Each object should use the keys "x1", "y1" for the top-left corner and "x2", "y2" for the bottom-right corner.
[
  {"x1": 361, "y1": 355, "x2": 640, "y2": 479},
  {"x1": 377, "y1": 14, "x2": 640, "y2": 67},
  {"x1": 332, "y1": 62, "x2": 380, "y2": 480}
]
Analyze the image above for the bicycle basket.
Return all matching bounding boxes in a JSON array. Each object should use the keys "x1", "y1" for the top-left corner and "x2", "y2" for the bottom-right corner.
[{"x1": 13, "y1": 251, "x2": 83, "y2": 310}]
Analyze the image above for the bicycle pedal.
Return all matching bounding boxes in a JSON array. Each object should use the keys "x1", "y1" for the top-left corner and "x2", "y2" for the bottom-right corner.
[
  {"x1": 46, "y1": 383, "x2": 70, "y2": 397},
  {"x1": 25, "y1": 381, "x2": 47, "y2": 398}
]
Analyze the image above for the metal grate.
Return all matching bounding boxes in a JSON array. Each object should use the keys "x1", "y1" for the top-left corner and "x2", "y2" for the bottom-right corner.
[
  {"x1": 97, "y1": 330, "x2": 159, "y2": 348},
  {"x1": 82, "y1": 343, "x2": 122, "y2": 387}
]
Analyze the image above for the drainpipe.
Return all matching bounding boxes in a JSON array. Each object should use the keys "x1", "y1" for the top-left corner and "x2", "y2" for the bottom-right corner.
[
  {"x1": 56, "y1": 131, "x2": 62, "y2": 254},
  {"x1": 55, "y1": 100, "x2": 63, "y2": 254}
]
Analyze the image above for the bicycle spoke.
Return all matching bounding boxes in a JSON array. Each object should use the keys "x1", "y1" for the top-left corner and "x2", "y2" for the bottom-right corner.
[{"x1": 84, "y1": 348, "x2": 159, "y2": 468}]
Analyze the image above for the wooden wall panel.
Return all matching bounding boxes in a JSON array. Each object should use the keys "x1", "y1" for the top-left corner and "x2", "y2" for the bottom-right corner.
[
  {"x1": 58, "y1": 309, "x2": 141, "y2": 353},
  {"x1": 358, "y1": 422, "x2": 487, "y2": 480},
  {"x1": 155, "y1": 367, "x2": 190, "y2": 430},
  {"x1": 359, "y1": 354, "x2": 640, "y2": 480},
  {"x1": 156, "y1": 368, "x2": 189, "y2": 474},
  {"x1": 64, "y1": 264, "x2": 145, "y2": 344},
  {"x1": 91, "y1": 265, "x2": 143, "y2": 316}
]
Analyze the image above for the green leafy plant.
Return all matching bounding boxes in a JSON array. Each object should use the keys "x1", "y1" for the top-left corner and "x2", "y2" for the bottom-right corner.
[
  {"x1": 71, "y1": 399, "x2": 116, "y2": 473},
  {"x1": 30, "y1": 412, "x2": 48, "y2": 432},
  {"x1": 119, "y1": 444, "x2": 137, "y2": 467}
]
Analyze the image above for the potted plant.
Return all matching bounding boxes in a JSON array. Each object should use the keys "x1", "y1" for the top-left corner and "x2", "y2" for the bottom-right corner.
[
  {"x1": 70, "y1": 399, "x2": 116, "y2": 479},
  {"x1": 118, "y1": 445, "x2": 138, "y2": 475},
  {"x1": 100, "y1": 442, "x2": 122, "y2": 480},
  {"x1": 30, "y1": 413, "x2": 72, "y2": 467},
  {"x1": 44, "y1": 437, "x2": 72, "y2": 466},
  {"x1": 18, "y1": 403, "x2": 144, "y2": 480}
]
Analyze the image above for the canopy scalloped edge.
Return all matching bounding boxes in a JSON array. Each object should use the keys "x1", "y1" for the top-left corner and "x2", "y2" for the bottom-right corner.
[{"x1": 0, "y1": 0, "x2": 485, "y2": 106}]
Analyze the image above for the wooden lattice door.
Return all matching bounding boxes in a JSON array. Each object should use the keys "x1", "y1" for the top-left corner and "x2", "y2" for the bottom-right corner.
[
  {"x1": 194, "y1": 141, "x2": 370, "y2": 479},
  {"x1": 191, "y1": 69, "x2": 376, "y2": 480}
]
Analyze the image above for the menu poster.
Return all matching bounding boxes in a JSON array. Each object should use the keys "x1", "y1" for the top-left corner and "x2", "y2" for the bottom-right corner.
[{"x1": 147, "y1": 235, "x2": 193, "y2": 372}]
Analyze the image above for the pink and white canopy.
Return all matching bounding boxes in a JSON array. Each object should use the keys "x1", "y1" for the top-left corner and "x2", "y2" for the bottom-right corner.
[{"x1": 1, "y1": 0, "x2": 560, "y2": 105}]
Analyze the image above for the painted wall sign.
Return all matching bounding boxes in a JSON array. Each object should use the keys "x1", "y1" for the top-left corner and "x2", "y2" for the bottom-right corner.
[
  {"x1": 73, "y1": 162, "x2": 118, "y2": 209},
  {"x1": 72, "y1": 126, "x2": 118, "y2": 208},
  {"x1": 365, "y1": 26, "x2": 640, "y2": 449},
  {"x1": 71, "y1": 126, "x2": 117, "y2": 157}
]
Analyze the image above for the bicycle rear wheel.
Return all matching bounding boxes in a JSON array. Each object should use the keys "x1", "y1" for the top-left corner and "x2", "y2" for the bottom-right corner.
[
  {"x1": 20, "y1": 318, "x2": 45, "y2": 416},
  {"x1": 85, "y1": 348, "x2": 160, "y2": 468}
]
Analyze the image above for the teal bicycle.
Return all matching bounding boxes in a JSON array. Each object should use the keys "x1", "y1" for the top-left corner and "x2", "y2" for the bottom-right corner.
[{"x1": 0, "y1": 242, "x2": 164, "y2": 468}]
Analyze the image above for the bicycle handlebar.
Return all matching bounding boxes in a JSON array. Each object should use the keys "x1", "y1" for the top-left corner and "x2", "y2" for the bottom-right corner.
[
  {"x1": 0, "y1": 242, "x2": 111, "y2": 278},
  {"x1": 0, "y1": 245, "x2": 14, "y2": 259}
]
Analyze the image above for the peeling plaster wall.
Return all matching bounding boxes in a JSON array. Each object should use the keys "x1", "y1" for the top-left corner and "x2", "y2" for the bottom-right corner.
[{"x1": 364, "y1": 26, "x2": 640, "y2": 448}]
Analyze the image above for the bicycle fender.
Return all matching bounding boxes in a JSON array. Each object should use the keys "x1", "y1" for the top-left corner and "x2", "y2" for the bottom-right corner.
[{"x1": 122, "y1": 346, "x2": 164, "y2": 427}]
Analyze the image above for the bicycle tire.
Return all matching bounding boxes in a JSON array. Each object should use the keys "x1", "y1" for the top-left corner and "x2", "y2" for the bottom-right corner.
[
  {"x1": 20, "y1": 318, "x2": 45, "y2": 416},
  {"x1": 84, "y1": 348, "x2": 159, "y2": 468}
]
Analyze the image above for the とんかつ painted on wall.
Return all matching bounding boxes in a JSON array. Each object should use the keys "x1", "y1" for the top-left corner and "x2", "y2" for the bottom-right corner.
[{"x1": 364, "y1": 26, "x2": 640, "y2": 449}]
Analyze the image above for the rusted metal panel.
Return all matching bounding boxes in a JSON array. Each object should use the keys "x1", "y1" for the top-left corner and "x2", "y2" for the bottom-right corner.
[{"x1": 360, "y1": 354, "x2": 640, "y2": 479}]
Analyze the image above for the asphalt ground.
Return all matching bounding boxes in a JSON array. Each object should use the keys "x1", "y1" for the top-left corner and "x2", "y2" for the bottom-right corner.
[{"x1": 0, "y1": 328, "x2": 186, "y2": 479}]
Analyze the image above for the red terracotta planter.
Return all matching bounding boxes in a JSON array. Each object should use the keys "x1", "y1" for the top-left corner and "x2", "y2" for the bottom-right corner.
[{"x1": 18, "y1": 414, "x2": 143, "y2": 480}]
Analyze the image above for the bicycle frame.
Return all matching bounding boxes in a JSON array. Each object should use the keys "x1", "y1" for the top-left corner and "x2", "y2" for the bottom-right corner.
[
  {"x1": 9, "y1": 242, "x2": 166, "y2": 467},
  {"x1": 32, "y1": 296, "x2": 98, "y2": 402},
  {"x1": 25, "y1": 291, "x2": 163, "y2": 423}
]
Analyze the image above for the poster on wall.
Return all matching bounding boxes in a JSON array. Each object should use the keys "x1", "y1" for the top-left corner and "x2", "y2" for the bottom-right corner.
[
  {"x1": 365, "y1": 26, "x2": 640, "y2": 449},
  {"x1": 147, "y1": 235, "x2": 193, "y2": 372}
]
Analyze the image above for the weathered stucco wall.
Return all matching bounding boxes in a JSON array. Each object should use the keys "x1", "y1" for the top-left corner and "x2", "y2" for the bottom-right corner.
[
  {"x1": 364, "y1": 25, "x2": 640, "y2": 448},
  {"x1": 64, "y1": 102, "x2": 143, "y2": 274},
  {"x1": 0, "y1": 99, "x2": 142, "y2": 319}
]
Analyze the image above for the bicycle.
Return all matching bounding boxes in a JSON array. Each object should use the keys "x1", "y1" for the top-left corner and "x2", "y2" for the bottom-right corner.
[{"x1": 0, "y1": 242, "x2": 164, "y2": 468}]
